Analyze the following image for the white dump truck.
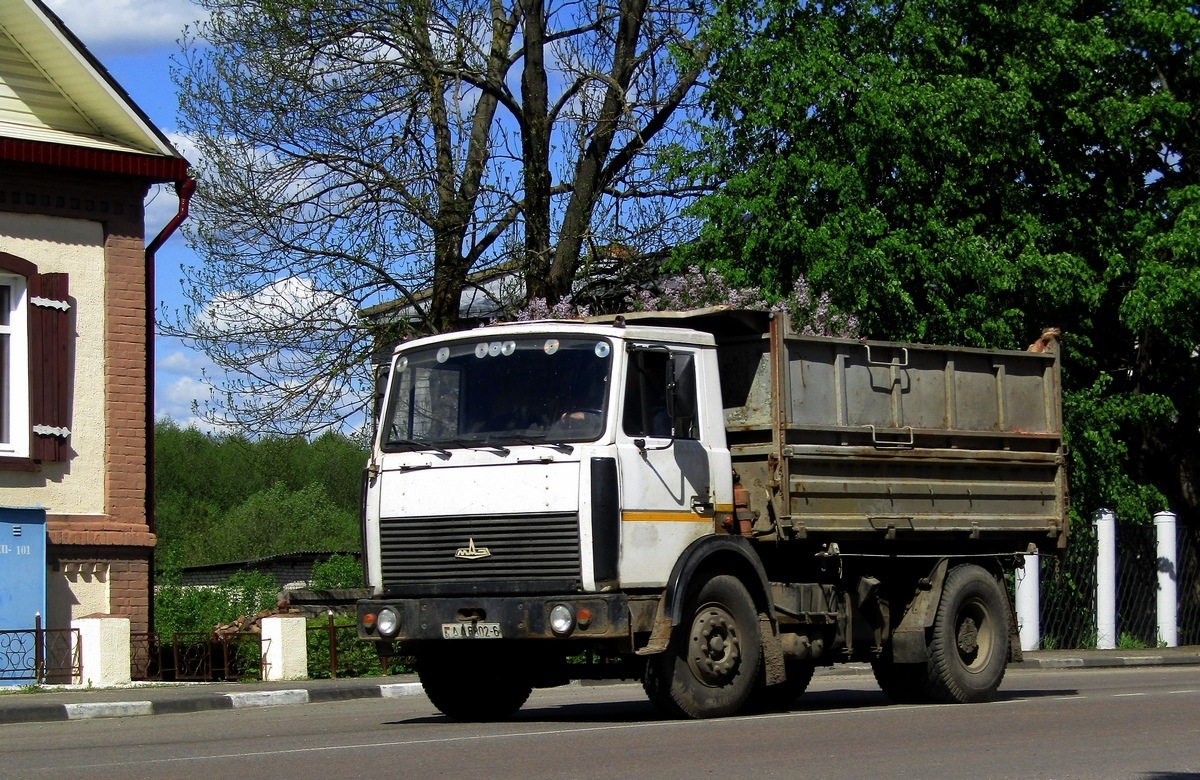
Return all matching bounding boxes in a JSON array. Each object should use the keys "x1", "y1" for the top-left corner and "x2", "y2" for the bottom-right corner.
[{"x1": 357, "y1": 308, "x2": 1067, "y2": 719}]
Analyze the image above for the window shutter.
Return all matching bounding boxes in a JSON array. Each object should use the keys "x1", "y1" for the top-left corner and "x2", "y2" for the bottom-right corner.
[{"x1": 28, "y1": 272, "x2": 70, "y2": 462}]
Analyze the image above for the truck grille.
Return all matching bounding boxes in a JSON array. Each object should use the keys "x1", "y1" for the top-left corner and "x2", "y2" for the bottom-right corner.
[{"x1": 379, "y1": 512, "x2": 581, "y2": 588}]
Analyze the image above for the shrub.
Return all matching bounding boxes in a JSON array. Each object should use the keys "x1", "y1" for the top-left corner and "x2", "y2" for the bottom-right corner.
[
  {"x1": 306, "y1": 617, "x2": 413, "y2": 679},
  {"x1": 154, "y1": 569, "x2": 278, "y2": 637},
  {"x1": 311, "y1": 553, "x2": 365, "y2": 589}
]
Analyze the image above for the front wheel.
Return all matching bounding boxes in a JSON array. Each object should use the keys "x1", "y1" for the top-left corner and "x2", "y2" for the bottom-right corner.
[
  {"x1": 924, "y1": 563, "x2": 1011, "y2": 703},
  {"x1": 417, "y1": 646, "x2": 533, "y2": 721},
  {"x1": 646, "y1": 575, "x2": 762, "y2": 719},
  {"x1": 750, "y1": 660, "x2": 816, "y2": 711}
]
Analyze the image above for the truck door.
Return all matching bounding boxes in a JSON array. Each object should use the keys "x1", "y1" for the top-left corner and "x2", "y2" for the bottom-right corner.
[{"x1": 615, "y1": 346, "x2": 725, "y2": 587}]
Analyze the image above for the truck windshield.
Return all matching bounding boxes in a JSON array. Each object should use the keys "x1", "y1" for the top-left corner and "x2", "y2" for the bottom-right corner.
[{"x1": 381, "y1": 335, "x2": 613, "y2": 451}]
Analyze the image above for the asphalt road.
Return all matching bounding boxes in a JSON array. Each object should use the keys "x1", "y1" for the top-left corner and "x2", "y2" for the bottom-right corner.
[{"x1": 3, "y1": 666, "x2": 1198, "y2": 779}]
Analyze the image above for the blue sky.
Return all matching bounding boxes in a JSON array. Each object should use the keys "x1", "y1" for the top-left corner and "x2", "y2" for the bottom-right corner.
[{"x1": 43, "y1": 0, "x2": 218, "y2": 429}]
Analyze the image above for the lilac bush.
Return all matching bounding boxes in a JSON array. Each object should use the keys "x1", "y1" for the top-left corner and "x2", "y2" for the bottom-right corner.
[
  {"x1": 501, "y1": 266, "x2": 859, "y2": 338},
  {"x1": 511, "y1": 296, "x2": 592, "y2": 321},
  {"x1": 625, "y1": 266, "x2": 860, "y2": 338},
  {"x1": 626, "y1": 266, "x2": 771, "y2": 312}
]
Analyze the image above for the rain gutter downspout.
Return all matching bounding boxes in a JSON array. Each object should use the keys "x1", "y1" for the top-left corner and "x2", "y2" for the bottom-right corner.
[{"x1": 143, "y1": 176, "x2": 196, "y2": 627}]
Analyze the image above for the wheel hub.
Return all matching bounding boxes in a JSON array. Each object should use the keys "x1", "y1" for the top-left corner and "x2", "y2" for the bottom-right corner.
[
  {"x1": 689, "y1": 605, "x2": 741, "y2": 684},
  {"x1": 957, "y1": 617, "x2": 979, "y2": 656}
]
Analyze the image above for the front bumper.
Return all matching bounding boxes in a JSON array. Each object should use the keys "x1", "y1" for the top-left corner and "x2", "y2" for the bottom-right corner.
[{"x1": 357, "y1": 594, "x2": 631, "y2": 642}]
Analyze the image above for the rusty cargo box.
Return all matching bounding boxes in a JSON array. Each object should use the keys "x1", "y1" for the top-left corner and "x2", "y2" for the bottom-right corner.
[{"x1": 691, "y1": 309, "x2": 1067, "y2": 555}]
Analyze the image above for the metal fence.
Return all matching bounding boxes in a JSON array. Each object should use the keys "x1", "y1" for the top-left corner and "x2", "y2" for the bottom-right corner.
[
  {"x1": 128, "y1": 619, "x2": 407, "y2": 682},
  {"x1": 129, "y1": 632, "x2": 263, "y2": 682},
  {"x1": 1041, "y1": 521, "x2": 1200, "y2": 649},
  {"x1": 305, "y1": 613, "x2": 412, "y2": 679},
  {"x1": 0, "y1": 617, "x2": 81, "y2": 685}
]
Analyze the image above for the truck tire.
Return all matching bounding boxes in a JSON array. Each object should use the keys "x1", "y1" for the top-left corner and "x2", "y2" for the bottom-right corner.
[
  {"x1": 648, "y1": 574, "x2": 762, "y2": 719},
  {"x1": 417, "y1": 647, "x2": 533, "y2": 721},
  {"x1": 641, "y1": 656, "x2": 686, "y2": 718},
  {"x1": 924, "y1": 563, "x2": 1010, "y2": 704},
  {"x1": 870, "y1": 656, "x2": 929, "y2": 704},
  {"x1": 750, "y1": 660, "x2": 816, "y2": 711}
]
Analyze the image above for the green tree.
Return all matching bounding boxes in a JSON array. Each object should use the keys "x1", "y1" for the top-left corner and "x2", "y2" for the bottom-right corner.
[
  {"x1": 684, "y1": 0, "x2": 1199, "y2": 527},
  {"x1": 198, "y1": 482, "x2": 360, "y2": 564},
  {"x1": 154, "y1": 420, "x2": 367, "y2": 569}
]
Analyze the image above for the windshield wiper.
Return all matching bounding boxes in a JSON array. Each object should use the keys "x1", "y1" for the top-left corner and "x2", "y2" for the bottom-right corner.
[
  {"x1": 509, "y1": 435, "x2": 574, "y2": 454},
  {"x1": 389, "y1": 438, "x2": 452, "y2": 457},
  {"x1": 451, "y1": 439, "x2": 511, "y2": 457}
]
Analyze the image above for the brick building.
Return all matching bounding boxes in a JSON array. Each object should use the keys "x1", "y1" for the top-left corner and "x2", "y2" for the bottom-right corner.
[{"x1": 0, "y1": 0, "x2": 191, "y2": 633}]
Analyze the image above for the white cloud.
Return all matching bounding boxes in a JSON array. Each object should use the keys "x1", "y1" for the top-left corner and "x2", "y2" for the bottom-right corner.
[
  {"x1": 43, "y1": 0, "x2": 203, "y2": 54},
  {"x1": 157, "y1": 347, "x2": 210, "y2": 375},
  {"x1": 164, "y1": 131, "x2": 202, "y2": 166},
  {"x1": 202, "y1": 276, "x2": 356, "y2": 334},
  {"x1": 159, "y1": 374, "x2": 206, "y2": 410},
  {"x1": 154, "y1": 341, "x2": 223, "y2": 429}
]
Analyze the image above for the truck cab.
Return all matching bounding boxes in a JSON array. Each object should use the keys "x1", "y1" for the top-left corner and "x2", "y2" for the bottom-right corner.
[{"x1": 358, "y1": 319, "x2": 739, "y2": 717}]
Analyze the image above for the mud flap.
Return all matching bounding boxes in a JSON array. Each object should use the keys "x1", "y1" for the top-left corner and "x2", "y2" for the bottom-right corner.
[
  {"x1": 1007, "y1": 590, "x2": 1024, "y2": 663},
  {"x1": 759, "y1": 614, "x2": 787, "y2": 685},
  {"x1": 635, "y1": 615, "x2": 674, "y2": 656},
  {"x1": 891, "y1": 559, "x2": 949, "y2": 664}
]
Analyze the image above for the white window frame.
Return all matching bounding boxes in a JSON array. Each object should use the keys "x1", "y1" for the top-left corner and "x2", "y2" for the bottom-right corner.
[{"x1": 0, "y1": 272, "x2": 30, "y2": 459}]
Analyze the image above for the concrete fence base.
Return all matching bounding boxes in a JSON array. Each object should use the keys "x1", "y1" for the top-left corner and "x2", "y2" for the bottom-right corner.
[
  {"x1": 261, "y1": 615, "x2": 308, "y2": 681},
  {"x1": 73, "y1": 615, "x2": 131, "y2": 687}
]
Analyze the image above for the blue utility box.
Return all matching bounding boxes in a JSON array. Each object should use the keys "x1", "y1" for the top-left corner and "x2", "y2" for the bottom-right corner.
[{"x1": 0, "y1": 508, "x2": 47, "y2": 686}]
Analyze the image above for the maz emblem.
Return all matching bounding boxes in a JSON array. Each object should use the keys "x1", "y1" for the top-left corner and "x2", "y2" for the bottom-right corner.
[{"x1": 455, "y1": 538, "x2": 491, "y2": 560}]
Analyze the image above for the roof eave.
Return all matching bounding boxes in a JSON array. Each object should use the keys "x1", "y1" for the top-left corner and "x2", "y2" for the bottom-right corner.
[
  {"x1": 0, "y1": 137, "x2": 190, "y2": 182},
  {"x1": 5, "y1": 0, "x2": 186, "y2": 160}
]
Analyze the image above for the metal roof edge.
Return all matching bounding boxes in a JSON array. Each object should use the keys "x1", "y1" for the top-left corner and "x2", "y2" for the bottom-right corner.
[{"x1": 0, "y1": 136, "x2": 190, "y2": 181}]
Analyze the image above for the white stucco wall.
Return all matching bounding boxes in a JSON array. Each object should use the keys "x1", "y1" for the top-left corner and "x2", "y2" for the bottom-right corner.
[
  {"x1": 0, "y1": 212, "x2": 106, "y2": 515},
  {"x1": 46, "y1": 562, "x2": 110, "y2": 629}
]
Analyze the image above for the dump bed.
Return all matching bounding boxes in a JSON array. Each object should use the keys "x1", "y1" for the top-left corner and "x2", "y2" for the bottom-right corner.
[{"x1": 653, "y1": 309, "x2": 1068, "y2": 555}]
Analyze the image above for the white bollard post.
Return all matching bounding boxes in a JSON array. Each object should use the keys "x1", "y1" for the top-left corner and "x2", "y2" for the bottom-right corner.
[
  {"x1": 1154, "y1": 511, "x2": 1178, "y2": 648},
  {"x1": 1093, "y1": 509, "x2": 1117, "y2": 649},
  {"x1": 1015, "y1": 553, "x2": 1041, "y2": 651},
  {"x1": 261, "y1": 615, "x2": 309, "y2": 681},
  {"x1": 73, "y1": 615, "x2": 132, "y2": 687}
]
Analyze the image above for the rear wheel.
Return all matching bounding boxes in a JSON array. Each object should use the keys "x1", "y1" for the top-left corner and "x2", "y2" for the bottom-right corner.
[
  {"x1": 646, "y1": 575, "x2": 762, "y2": 719},
  {"x1": 924, "y1": 563, "x2": 1010, "y2": 703},
  {"x1": 417, "y1": 646, "x2": 533, "y2": 721}
]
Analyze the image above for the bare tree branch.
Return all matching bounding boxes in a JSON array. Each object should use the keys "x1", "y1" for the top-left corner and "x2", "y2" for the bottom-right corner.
[{"x1": 172, "y1": 0, "x2": 711, "y2": 434}]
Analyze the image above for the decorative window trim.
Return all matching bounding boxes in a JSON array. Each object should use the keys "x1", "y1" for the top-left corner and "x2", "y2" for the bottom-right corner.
[
  {"x1": 31, "y1": 296, "x2": 70, "y2": 312},
  {"x1": 0, "y1": 252, "x2": 71, "y2": 468},
  {"x1": 0, "y1": 271, "x2": 30, "y2": 459}
]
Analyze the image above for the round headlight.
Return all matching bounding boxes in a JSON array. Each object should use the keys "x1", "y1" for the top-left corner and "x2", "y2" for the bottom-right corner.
[
  {"x1": 549, "y1": 604, "x2": 575, "y2": 636},
  {"x1": 377, "y1": 607, "x2": 401, "y2": 638}
]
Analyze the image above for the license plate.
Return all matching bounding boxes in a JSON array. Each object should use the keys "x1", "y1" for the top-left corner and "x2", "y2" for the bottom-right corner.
[{"x1": 442, "y1": 622, "x2": 502, "y2": 639}]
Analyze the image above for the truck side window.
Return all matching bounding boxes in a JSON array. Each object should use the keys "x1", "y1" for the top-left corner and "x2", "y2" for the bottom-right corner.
[{"x1": 623, "y1": 349, "x2": 698, "y2": 440}]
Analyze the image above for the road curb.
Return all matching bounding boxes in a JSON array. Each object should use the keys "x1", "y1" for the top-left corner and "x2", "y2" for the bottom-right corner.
[
  {"x1": 64, "y1": 701, "x2": 154, "y2": 720},
  {"x1": 1015, "y1": 652, "x2": 1200, "y2": 670},
  {"x1": 0, "y1": 682, "x2": 426, "y2": 724}
]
